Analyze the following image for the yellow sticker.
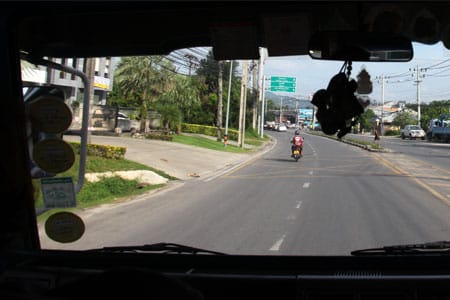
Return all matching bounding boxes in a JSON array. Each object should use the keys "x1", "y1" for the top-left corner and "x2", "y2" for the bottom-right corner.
[{"x1": 45, "y1": 212, "x2": 85, "y2": 243}]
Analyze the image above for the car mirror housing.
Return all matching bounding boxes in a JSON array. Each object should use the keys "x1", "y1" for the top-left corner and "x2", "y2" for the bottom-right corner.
[{"x1": 308, "y1": 31, "x2": 413, "y2": 62}]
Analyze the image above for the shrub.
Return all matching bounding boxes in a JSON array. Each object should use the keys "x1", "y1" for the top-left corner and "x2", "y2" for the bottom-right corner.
[
  {"x1": 384, "y1": 129, "x2": 400, "y2": 136},
  {"x1": 181, "y1": 123, "x2": 239, "y2": 141},
  {"x1": 145, "y1": 134, "x2": 173, "y2": 141},
  {"x1": 69, "y1": 142, "x2": 126, "y2": 159}
]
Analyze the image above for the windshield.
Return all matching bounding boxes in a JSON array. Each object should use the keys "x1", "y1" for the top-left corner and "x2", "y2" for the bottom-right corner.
[{"x1": 23, "y1": 43, "x2": 450, "y2": 256}]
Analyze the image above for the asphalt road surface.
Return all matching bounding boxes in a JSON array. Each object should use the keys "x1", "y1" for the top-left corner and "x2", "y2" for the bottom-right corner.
[
  {"x1": 348, "y1": 133, "x2": 450, "y2": 171},
  {"x1": 41, "y1": 131, "x2": 450, "y2": 255}
]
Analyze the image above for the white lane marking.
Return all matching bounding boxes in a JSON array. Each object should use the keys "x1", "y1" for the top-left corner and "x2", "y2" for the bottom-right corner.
[
  {"x1": 303, "y1": 182, "x2": 310, "y2": 188},
  {"x1": 296, "y1": 201, "x2": 302, "y2": 209},
  {"x1": 309, "y1": 171, "x2": 314, "y2": 175},
  {"x1": 269, "y1": 234, "x2": 286, "y2": 251},
  {"x1": 287, "y1": 214, "x2": 296, "y2": 221}
]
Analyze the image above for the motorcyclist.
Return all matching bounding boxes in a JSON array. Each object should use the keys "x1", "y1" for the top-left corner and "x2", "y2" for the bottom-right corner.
[{"x1": 291, "y1": 129, "x2": 304, "y2": 157}]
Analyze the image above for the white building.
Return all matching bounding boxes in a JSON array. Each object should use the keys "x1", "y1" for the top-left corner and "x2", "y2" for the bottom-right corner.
[{"x1": 21, "y1": 57, "x2": 120, "y2": 106}]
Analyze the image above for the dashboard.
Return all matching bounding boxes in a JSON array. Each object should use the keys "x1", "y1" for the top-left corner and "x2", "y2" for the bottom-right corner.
[{"x1": 1, "y1": 251, "x2": 450, "y2": 300}]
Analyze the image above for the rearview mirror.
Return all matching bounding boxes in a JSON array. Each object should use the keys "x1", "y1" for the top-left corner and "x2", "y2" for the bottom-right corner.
[{"x1": 308, "y1": 31, "x2": 413, "y2": 62}]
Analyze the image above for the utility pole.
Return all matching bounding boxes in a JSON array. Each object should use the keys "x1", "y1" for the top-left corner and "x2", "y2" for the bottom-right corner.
[
  {"x1": 225, "y1": 60, "x2": 233, "y2": 138},
  {"x1": 279, "y1": 96, "x2": 283, "y2": 123},
  {"x1": 238, "y1": 60, "x2": 248, "y2": 147},
  {"x1": 184, "y1": 54, "x2": 198, "y2": 76},
  {"x1": 251, "y1": 60, "x2": 258, "y2": 130},
  {"x1": 375, "y1": 74, "x2": 385, "y2": 136},
  {"x1": 84, "y1": 57, "x2": 96, "y2": 143},
  {"x1": 414, "y1": 65, "x2": 422, "y2": 127},
  {"x1": 257, "y1": 47, "x2": 267, "y2": 136},
  {"x1": 380, "y1": 74, "x2": 384, "y2": 135},
  {"x1": 260, "y1": 76, "x2": 266, "y2": 138},
  {"x1": 217, "y1": 61, "x2": 223, "y2": 141}
]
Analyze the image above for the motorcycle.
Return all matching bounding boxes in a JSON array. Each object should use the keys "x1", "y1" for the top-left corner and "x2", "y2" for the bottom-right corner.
[{"x1": 291, "y1": 146, "x2": 302, "y2": 162}]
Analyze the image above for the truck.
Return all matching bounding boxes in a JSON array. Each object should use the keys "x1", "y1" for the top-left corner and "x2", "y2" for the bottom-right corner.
[
  {"x1": 400, "y1": 124, "x2": 426, "y2": 140},
  {"x1": 427, "y1": 114, "x2": 450, "y2": 142}
]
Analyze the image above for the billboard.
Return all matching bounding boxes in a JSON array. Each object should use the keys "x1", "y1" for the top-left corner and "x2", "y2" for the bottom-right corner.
[{"x1": 298, "y1": 108, "x2": 313, "y2": 120}]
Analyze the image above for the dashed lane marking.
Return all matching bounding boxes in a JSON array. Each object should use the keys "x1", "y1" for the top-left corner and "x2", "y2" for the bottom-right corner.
[{"x1": 269, "y1": 234, "x2": 286, "y2": 251}]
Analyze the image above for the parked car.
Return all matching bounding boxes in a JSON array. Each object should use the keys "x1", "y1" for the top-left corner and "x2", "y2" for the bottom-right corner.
[{"x1": 277, "y1": 123, "x2": 287, "y2": 132}]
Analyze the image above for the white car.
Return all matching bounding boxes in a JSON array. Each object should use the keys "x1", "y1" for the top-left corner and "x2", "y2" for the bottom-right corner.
[
  {"x1": 400, "y1": 125, "x2": 426, "y2": 140},
  {"x1": 277, "y1": 123, "x2": 287, "y2": 132}
]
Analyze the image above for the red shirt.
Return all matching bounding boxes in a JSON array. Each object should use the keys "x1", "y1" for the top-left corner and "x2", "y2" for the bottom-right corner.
[{"x1": 292, "y1": 135, "x2": 303, "y2": 146}]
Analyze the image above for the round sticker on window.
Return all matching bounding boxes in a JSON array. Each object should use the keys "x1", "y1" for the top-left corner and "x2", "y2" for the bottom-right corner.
[
  {"x1": 33, "y1": 139, "x2": 75, "y2": 173},
  {"x1": 27, "y1": 95, "x2": 73, "y2": 134},
  {"x1": 45, "y1": 212, "x2": 85, "y2": 243}
]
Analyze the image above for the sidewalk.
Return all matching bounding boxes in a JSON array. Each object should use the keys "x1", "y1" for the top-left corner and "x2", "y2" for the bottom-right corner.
[{"x1": 64, "y1": 134, "x2": 272, "y2": 181}]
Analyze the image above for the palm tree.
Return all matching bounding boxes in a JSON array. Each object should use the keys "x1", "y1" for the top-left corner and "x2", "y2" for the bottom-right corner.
[
  {"x1": 114, "y1": 56, "x2": 174, "y2": 132},
  {"x1": 159, "y1": 75, "x2": 201, "y2": 123}
]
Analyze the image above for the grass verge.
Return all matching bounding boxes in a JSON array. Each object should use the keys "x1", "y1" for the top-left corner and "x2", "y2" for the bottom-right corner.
[
  {"x1": 307, "y1": 131, "x2": 383, "y2": 150},
  {"x1": 172, "y1": 135, "x2": 250, "y2": 153},
  {"x1": 172, "y1": 129, "x2": 269, "y2": 151},
  {"x1": 34, "y1": 154, "x2": 176, "y2": 222}
]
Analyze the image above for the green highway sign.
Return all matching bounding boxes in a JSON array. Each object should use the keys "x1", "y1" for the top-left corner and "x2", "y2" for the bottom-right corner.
[
  {"x1": 270, "y1": 86, "x2": 296, "y2": 92},
  {"x1": 270, "y1": 76, "x2": 296, "y2": 92},
  {"x1": 271, "y1": 76, "x2": 296, "y2": 83}
]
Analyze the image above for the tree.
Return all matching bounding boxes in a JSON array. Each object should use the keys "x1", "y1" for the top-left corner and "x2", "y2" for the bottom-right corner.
[
  {"x1": 155, "y1": 103, "x2": 182, "y2": 133},
  {"x1": 158, "y1": 75, "x2": 201, "y2": 123},
  {"x1": 196, "y1": 51, "x2": 220, "y2": 93},
  {"x1": 392, "y1": 111, "x2": 417, "y2": 128},
  {"x1": 359, "y1": 108, "x2": 376, "y2": 131},
  {"x1": 194, "y1": 54, "x2": 242, "y2": 130},
  {"x1": 407, "y1": 100, "x2": 450, "y2": 130},
  {"x1": 114, "y1": 56, "x2": 174, "y2": 132}
]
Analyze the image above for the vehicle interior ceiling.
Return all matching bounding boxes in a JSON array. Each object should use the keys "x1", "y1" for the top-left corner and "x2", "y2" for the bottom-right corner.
[{"x1": 2, "y1": 1, "x2": 450, "y2": 300}]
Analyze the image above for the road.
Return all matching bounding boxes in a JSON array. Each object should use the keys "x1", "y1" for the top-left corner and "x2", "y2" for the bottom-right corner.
[
  {"x1": 347, "y1": 133, "x2": 450, "y2": 203},
  {"x1": 348, "y1": 133, "x2": 450, "y2": 171},
  {"x1": 41, "y1": 131, "x2": 450, "y2": 255}
]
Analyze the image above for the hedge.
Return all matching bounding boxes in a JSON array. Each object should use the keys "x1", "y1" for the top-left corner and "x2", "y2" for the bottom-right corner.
[
  {"x1": 181, "y1": 123, "x2": 239, "y2": 141},
  {"x1": 69, "y1": 142, "x2": 126, "y2": 160},
  {"x1": 145, "y1": 134, "x2": 173, "y2": 141}
]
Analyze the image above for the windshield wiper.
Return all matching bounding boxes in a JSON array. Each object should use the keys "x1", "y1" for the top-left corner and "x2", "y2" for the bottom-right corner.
[
  {"x1": 86, "y1": 242, "x2": 227, "y2": 255},
  {"x1": 351, "y1": 241, "x2": 450, "y2": 256}
]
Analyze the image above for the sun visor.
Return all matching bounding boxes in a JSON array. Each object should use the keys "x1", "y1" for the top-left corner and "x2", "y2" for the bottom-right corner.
[
  {"x1": 262, "y1": 14, "x2": 311, "y2": 57},
  {"x1": 210, "y1": 22, "x2": 260, "y2": 60}
]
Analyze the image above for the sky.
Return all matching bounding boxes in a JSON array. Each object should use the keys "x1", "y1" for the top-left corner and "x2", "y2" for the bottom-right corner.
[{"x1": 264, "y1": 42, "x2": 450, "y2": 105}]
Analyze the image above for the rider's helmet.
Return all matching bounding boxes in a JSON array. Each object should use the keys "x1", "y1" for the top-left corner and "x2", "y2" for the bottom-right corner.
[{"x1": 295, "y1": 130, "x2": 301, "y2": 135}]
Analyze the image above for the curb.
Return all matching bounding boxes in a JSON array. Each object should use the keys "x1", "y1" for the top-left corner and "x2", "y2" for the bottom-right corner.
[{"x1": 305, "y1": 132, "x2": 386, "y2": 152}]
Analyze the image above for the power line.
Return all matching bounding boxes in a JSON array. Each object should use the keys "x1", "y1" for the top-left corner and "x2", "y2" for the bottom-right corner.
[
  {"x1": 384, "y1": 70, "x2": 411, "y2": 79},
  {"x1": 423, "y1": 57, "x2": 450, "y2": 69},
  {"x1": 424, "y1": 63, "x2": 450, "y2": 70},
  {"x1": 426, "y1": 73, "x2": 450, "y2": 78},
  {"x1": 425, "y1": 65, "x2": 450, "y2": 76},
  {"x1": 385, "y1": 78, "x2": 414, "y2": 84},
  {"x1": 186, "y1": 48, "x2": 208, "y2": 57},
  {"x1": 164, "y1": 55, "x2": 195, "y2": 69}
]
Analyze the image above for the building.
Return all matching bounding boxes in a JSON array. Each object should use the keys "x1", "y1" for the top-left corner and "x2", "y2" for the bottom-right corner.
[
  {"x1": 21, "y1": 57, "x2": 120, "y2": 106},
  {"x1": 22, "y1": 57, "x2": 121, "y2": 130}
]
